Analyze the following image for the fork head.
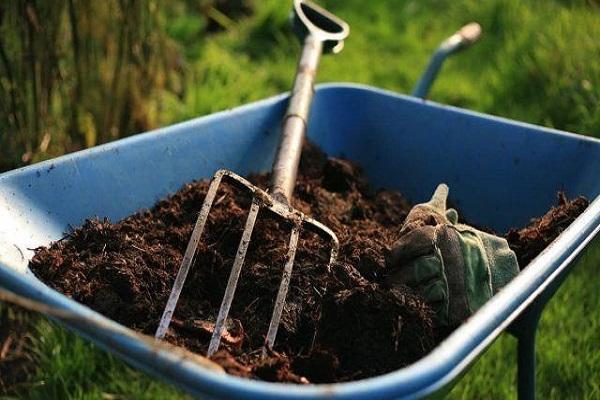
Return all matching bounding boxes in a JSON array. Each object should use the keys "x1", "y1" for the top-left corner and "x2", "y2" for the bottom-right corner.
[
  {"x1": 218, "y1": 169, "x2": 339, "y2": 257},
  {"x1": 155, "y1": 169, "x2": 339, "y2": 356}
]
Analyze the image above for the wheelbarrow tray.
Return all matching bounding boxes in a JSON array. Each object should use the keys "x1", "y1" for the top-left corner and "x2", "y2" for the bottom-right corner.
[{"x1": 1, "y1": 83, "x2": 599, "y2": 399}]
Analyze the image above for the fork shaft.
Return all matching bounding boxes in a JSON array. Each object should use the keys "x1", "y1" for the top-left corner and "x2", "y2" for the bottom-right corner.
[{"x1": 270, "y1": 35, "x2": 323, "y2": 204}]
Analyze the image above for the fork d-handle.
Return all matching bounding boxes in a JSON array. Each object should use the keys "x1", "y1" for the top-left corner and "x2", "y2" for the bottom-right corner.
[{"x1": 269, "y1": 35, "x2": 323, "y2": 205}]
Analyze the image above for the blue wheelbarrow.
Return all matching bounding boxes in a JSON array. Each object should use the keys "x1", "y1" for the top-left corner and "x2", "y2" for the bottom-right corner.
[{"x1": 1, "y1": 21, "x2": 599, "y2": 400}]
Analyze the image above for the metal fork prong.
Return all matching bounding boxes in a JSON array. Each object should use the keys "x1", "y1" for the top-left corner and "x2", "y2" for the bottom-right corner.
[
  {"x1": 305, "y1": 218, "x2": 340, "y2": 272},
  {"x1": 155, "y1": 171, "x2": 225, "y2": 340},
  {"x1": 207, "y1": 199, "x2": 261, "y2": 356},
  {"x1": 327, "y1": 238, "x2": 339, "y2": 271},
  {"x1": 262, "y1": 223, "x2": 301, "y2": 356}
]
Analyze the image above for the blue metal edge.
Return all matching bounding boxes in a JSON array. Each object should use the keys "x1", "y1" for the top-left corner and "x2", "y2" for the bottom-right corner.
[{"x1": 0, "y1": 83, "x2": 599, "y2": 399}]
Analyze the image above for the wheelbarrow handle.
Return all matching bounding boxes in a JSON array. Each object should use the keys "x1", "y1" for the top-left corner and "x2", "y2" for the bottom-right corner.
[
  {"x1": 269, "y1": 0, "x2": 349, "y2": 204},
  {"x1": 412, "y1": 22, "x2": 482, "y2": 99}
]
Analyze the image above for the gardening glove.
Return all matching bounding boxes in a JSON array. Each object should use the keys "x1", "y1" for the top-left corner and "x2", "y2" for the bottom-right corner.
[{"x1": 385, "y1": 184, "x2": 519, "y2": 327}]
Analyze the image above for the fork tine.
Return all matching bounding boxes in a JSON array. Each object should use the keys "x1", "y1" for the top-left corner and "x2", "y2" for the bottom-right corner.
[
  {"x1": 207, "y1": 199, "x2": 261, "y2": 356},
  {"x1": 262, "y1": 222, "x2": 301, "y2": 356},
  {"x1": 155, "y1": 171, "x2": 225, "y2": 340}
]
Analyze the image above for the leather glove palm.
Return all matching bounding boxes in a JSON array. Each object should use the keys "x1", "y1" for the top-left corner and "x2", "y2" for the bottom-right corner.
[{"x1": 386, "y1": 184, "x2": 519, "y2": 327}]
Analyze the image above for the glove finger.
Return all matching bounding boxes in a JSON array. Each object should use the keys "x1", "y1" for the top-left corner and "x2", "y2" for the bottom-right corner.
[
  {"x1": 387, "y1": 225, "x2": 436, "y2": 267},
  {"x1": 386, "y1": 252, "x2": 443, "y2": 287},
  {"x1": 445, "y1": 208, "x2": 458, "y2": 224},
  {"x1": 399, "y1": 207, "x2": 449, "y2": 236},
  {"x1": 420, "y1": 279, "x2": 448, "y2": 324},
  {"x1": 419, "y1": 279, "x2": 447, "y2": 304}
]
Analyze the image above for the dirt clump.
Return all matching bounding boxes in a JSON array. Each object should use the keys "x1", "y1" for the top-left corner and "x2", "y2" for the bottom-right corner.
[{"x1": 506, "y1": 192, "x2": 589, "y2": 267}]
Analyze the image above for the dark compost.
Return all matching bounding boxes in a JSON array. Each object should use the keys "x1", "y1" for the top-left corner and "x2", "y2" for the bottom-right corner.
[{"x1": 30, "y1": 143, "x2": 588, "y2": 383}]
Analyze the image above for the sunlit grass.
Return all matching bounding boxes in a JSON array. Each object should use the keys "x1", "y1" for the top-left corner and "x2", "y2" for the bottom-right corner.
[{"x1": 18, "y1": 321, "x2": 189, "y2": 400}]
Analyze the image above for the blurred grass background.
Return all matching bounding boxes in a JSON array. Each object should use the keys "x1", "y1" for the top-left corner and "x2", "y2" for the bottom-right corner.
[{"x1": 1, "y1": 0, "x2": 599, "y2": 398}]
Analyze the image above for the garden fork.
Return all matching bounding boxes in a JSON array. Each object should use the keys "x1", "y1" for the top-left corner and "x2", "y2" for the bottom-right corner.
[{"x1": 155, "y1": 0, "x2": 348, "y2": 357}]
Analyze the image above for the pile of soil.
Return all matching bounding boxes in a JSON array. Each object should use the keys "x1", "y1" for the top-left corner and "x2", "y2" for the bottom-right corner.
[
  {"x1": 29, "y1": 143, "x2": 588, "y2": 383},
  {"x1": 507, "y1": 192, "x2": 589, "y2": 267}
]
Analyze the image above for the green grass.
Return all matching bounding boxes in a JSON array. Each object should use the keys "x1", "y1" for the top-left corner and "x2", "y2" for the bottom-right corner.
[{"x1": 2, "y1": 0, "x2": 600, "y2": 398}]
